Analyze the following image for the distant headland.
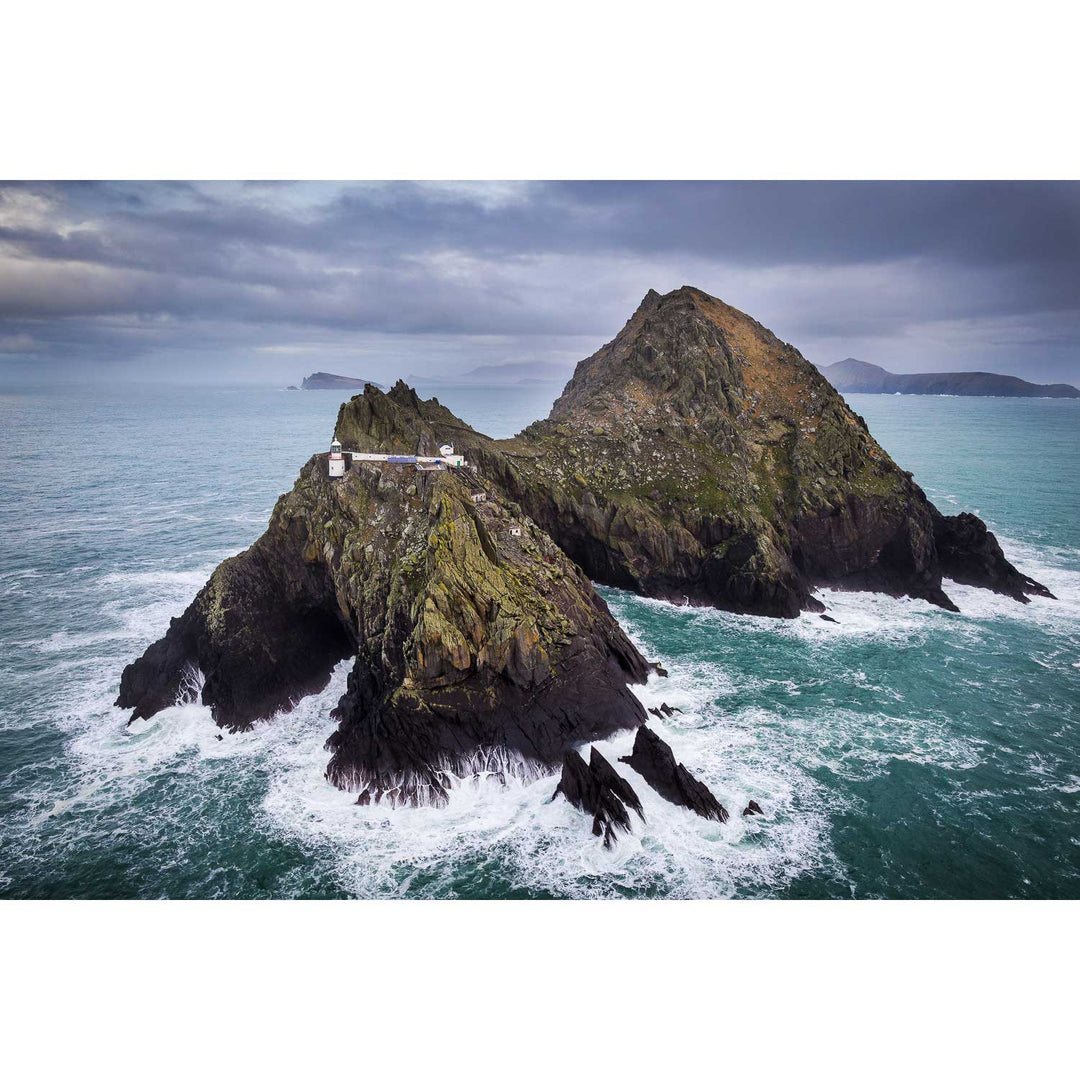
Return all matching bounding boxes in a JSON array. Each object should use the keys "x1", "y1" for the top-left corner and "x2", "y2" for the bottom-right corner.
[
  {"x1": 299, "y1": 372, "x2": 384, "y2": 391},
  {"x1": 819, "y1": 358, "x2": 1080, "y2": 399}
]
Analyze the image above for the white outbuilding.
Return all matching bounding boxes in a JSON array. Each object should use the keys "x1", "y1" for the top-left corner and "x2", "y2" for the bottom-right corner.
[{"x1": 439, "y1": 443, "x2": 467, "y2": 468}]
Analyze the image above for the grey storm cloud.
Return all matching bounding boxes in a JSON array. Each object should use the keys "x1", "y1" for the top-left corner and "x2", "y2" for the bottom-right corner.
[{"x1": 1, "y1": 180, "x2": 1078, "y2": 385}]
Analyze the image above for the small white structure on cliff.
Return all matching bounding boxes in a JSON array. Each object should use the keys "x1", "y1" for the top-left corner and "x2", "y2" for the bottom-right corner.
[
  {"x1": 328, "y1": 438, "x2": 345, "y2": 478},
  {"x1": 329, "y1": 437, "x2": 469, "y2": 474},
  {"x1": 439, "y1": 443, "x2": 467, "y2": 468}
]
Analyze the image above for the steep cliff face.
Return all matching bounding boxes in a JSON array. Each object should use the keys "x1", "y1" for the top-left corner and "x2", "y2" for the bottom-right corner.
[
  {"x1": 118, "y1": 392, "x2": 649, "y2": 804},
  {"x1": 377, "y1": 287, "x2": 1047, "y2": 616}
]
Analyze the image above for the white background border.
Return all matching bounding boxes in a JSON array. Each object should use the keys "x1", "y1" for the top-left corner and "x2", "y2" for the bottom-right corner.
[{"x1": 3, "y1": 1, "x2": 1077, "y2": 1074}]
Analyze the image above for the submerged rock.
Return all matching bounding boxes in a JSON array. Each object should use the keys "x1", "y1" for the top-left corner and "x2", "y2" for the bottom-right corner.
[
  {"x1": 553, "y1": 747, "x2": 644, "y2": 848},
  {"x1": 620, "y1": 725, "x2": 728, "y2": 822},
  {"x1": 819, "y1": 613, "x2": 838, "y2": 623}
]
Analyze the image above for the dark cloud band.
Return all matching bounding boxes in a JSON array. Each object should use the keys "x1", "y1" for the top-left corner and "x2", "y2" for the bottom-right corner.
[{"x1": 1, "y1": 180, "x2": 1078, "y2": 384}]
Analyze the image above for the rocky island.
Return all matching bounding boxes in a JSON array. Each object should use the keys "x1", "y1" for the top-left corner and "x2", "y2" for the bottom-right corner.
[
  {"x1": 820, "y1": 357, "x2": 1080, "y2": 399},
  {"x1": 117, "y1": 286, "x2": 1053, "y2": 824},
  {"x1": 301, "y1": 372, "x2": 384, "y2": 390}
]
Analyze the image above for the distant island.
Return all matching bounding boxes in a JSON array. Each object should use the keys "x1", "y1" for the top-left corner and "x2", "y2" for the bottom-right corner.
[
  {"x1": 406, "y1": 360, "x2": 572, "y2": 387},
  {"x1": 300, "y1": 372, "x2": 384, "y2": 391},
  {"x1": 820, "y1": 358, "x2": 1080, "y2": 399},
  {"x1": 459, "y1": 360, "x2": 571, "y2": 386}
]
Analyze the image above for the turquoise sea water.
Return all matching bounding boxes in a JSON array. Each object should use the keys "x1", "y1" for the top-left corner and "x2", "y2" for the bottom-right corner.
[{"x1": 1, "y1": 384, "x2": 1077, "y2": 899}]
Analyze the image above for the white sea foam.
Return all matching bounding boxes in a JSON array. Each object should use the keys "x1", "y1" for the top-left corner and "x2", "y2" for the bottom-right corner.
[
  {"x1": 23, "y1": 639, "x2": 845, "y2": 898},
  {"x1": 247, "y1": 656, "x2": 848, "y2": 898}
]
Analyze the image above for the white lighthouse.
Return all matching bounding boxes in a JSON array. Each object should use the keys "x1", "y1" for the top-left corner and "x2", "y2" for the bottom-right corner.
[{"x1": 328, "y1": 438, "x2": 345, "y2": 478}]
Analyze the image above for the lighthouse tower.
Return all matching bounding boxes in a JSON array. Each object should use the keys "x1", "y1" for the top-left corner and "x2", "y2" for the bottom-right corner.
[{"x1": 328, "y1": 438, "x2": 345, "y2": 478}]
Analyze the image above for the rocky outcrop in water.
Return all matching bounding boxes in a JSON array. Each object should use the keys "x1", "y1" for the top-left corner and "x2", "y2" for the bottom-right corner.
[
  {"x1": 620, "y1": 725, "x2": 728, "y2": 822},
  {"x1": 932, "y1": 510, "x2": 1055, "y2": 603},
  {"x1": 742, "y1": 800, "x2": 764, "y2": 817},
  {"x1": 302, "y1": 371, "x2": 383, "y2": 390},
  {"x1": 552, "y1": 747, "x2": 644, "y2": 847}
]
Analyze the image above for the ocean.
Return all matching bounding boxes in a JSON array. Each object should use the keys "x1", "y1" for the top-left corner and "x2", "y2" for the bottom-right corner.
[{"x1": 1, "y1": 383, "x2": 1077, "y2": 899}]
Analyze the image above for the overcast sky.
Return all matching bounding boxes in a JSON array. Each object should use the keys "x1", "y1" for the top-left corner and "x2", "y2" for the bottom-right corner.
[{"x1": 2, "y1": 180, "x2": 1078, "y2": 387}]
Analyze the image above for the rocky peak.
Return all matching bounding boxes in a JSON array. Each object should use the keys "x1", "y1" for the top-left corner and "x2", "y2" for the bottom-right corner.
[
  {"x1": 492, "y1": 285, "x2": 1049, "y2": 616},
  {"x1": 551, "y1": 285, "x2": 854, "y2": 441},
  {"x1": 335, "y1": 380, "x2": 492, "y2": 461}
]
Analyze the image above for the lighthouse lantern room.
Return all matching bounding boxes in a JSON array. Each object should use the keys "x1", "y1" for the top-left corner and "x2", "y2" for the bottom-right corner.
[{"x1": 328, "y1": 438, "x2": 345, "y2": 478}]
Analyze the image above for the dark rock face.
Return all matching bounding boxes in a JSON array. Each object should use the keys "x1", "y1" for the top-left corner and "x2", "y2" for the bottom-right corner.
[
  {"x1": 620, "y1": 725, "x2": 728, "y2": 823},
  {"x1": 116, "y1": 504, "x2": 356, "y2": 727},
  {"x1": 647, "y1": 702, "x2": 683, "y2": 718},
  {"x1": 553, "y1": 747, "x2": 644, "y2": 848},
  {"x1": 742, "y1": 800, "x2": 764, "y2": 817},
  {"x1": 932, "y1": 510, "x2": 1055, "y2": 603},
  {"x1": 117, "y1": 389, "x2": 649, "y2": 804},
  {"x1": 382, "y1": 287, "x2": 1049, "y2": 617}
]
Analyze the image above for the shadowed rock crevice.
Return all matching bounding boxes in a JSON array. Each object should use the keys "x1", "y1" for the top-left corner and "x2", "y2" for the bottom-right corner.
[{"x1": 620, "y1": 725, "x2": 729, "y2": 822}]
